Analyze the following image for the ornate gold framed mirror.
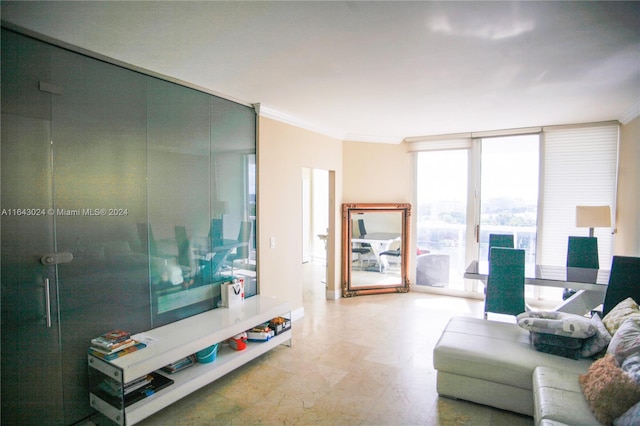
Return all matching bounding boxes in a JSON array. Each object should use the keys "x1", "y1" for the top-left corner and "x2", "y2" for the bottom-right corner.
[{"x1": 341, "y1": 203, "x2": 411, "y2": 297}]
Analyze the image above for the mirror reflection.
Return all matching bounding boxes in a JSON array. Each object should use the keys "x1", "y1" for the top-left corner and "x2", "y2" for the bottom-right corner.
[{"x1": 342, "y1": 203, "x2": 411, "y2": 296}]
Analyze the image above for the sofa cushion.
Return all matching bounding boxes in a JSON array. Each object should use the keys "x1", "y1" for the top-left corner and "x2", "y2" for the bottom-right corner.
[
  {"x1": 580, "y1": 313, "x2": 612, "y2": 358},
  {"x1": 579, "y1": 354, "x2": 640, "y2": 425},
  {"x1": 434, "y1": 317, "x2": 591, "y2": 391},
  {"x1": 533, "y1": 366, "x2": 600, "y2": 426},
  {"x1": 517, "y1": 311, "x2": 596, "y2": 339},
  {"x1": 603, "y1": 297, "x2": 640, "y2": 335}
]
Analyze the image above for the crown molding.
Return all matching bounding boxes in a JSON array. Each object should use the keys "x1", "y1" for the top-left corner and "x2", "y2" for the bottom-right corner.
[
  {"x1": 254, "y1": 104, "x2": 402, "y2": 143},
  {"x1": 254, "y1": 104, "x2": 346, "y2": 140},
  {"x1": 343, "y1": 133, "x2": 404, "y2": 144},
  {"x1": 620, "y1": 101, "x2": 640, "y2": 125}
]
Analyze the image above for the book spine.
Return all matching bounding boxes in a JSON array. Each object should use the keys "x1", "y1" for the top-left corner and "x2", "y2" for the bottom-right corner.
[{"x1": 89, "y1": 343, "x2": 146, "y2": 360}]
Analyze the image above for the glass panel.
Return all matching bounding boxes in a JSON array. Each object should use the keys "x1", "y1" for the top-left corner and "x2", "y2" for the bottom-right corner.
[
  {"x1": 479, "y1": 135, "x2": 539, "y2": 265},
  {"x1": 50, "y1": 45, "x2": 150, "y2": 421},
  {"x1": 479, "y1": 135, "x2": 540, "y2": 299},
  {"x1": 146, "y1": 78, "x2": 214, "y2": 326},
  {"x1": 416, "y1": 150, "x2": 469, "y2": 291},
  {"x1": 1, "y1": 30, "x2": 64, "y2": 425},
  {"x1": 210, "y1": 96, "x2": 257, "y2": 297}
]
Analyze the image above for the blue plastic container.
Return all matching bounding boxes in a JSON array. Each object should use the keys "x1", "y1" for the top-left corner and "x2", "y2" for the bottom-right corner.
[{"x1": 196, "y1": 343, "x2": 218, "y2": 363}]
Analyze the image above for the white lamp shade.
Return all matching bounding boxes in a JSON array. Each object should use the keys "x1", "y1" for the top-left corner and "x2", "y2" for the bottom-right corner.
[{"x1": 576, "y1": 205, "x2": 611, "y2": 228}]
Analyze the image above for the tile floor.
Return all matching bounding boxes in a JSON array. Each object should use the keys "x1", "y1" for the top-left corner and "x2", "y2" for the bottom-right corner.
[{"x1": 89, "y1": 261, "x2": 533, "y2": 426}]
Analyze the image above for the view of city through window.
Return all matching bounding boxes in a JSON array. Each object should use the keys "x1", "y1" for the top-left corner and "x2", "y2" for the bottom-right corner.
[{"x1": 416, "y1": 135, "x2": 539, "y2": 293}]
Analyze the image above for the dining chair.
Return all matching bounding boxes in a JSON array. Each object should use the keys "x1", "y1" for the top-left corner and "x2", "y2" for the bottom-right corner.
[
  {"x1": 352, "y1": 218, "x2": 372, "y2": 269},
  {"x1": 563, "y1": 236, "x2": 600, "y2": 299},
  {"x1": 484, "y1": 247, "x2": 526, "y2": 319},
  {"x1": 601, "y1": 256, "x2": 640, "y2": 317},
  {"x1": 567, "y1": 236, "x2": 599, "y2": 269},
  {"x1": 483, "y1": 233, "x2": 515, "y2": 294},
  {"x1": 488, "y1": 233, "x2": 514, "y2": 259},
  {"x1": 378, "y1": 247, "x2": 400, "y2": 272},
  {"x1": 351, "y1": 246, "x2": 372, "y2": 270}
]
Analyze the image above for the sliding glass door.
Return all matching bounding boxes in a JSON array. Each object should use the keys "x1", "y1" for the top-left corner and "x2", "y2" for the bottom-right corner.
[
  {"x1": 415, "y1": 149, "x2": 471, "y2": 292},
  {"x1": 415, "y1": 134, "x2": 540, "y2": 295},
  {"x1": 478, "y1": 135, "x2": 539, "y2": 266}
]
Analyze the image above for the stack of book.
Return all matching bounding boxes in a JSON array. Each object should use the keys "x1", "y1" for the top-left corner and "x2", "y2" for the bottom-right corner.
[
  {"x1": 89, "y1": 330, "x2": 147, "y2": 361},
  {"x1": 97, "y1": 371, "x2": 174, "y2": 407},
  {"x1": 161, "y1": 355, "x2": 197, "y2": 374}
]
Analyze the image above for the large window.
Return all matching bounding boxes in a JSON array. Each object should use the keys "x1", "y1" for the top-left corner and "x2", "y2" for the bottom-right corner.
[
  {"x1": 411, "y1": 124, "x2": 618, "y2": 300},
  {"x1": 478, "y1": 135, "x2": 539, "y2": 266}
]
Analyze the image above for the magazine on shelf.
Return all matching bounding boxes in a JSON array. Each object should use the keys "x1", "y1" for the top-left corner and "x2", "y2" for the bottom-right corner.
[
  {"x1": 89, "y1": 339, "x2": 137, "y2": 355},
  {"x1": 91, "y1": 330, "x2": 132, "y2": 350},
  {"x1": 88, "y1": 342, "x2": 147, "y2": 361},
  {"x1": 123, "y1": 371, "x2": 174, "y2": 407}
]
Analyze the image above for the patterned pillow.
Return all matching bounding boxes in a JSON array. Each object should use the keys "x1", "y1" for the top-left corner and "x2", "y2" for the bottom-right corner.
[
  {"x1": 580, "y1": 313, "x2": 613, "y2": 358},
  {"x1": 622, "y1": 353, "x2": 640, "y2": 384},
  {"x1": 608, "y1": 317, "x2": 640, "y2": 366},
  {"x1": 517, "y1": 311, "x2": 596, "y2": 338},
  {"x1": 614, "y1": 400, "x2": 640, "y2": 426},
  {"x1": 603, "y1": 298, "x2": 640, "y2": 335},
  {"x1": 579, "y1": 354, "x2": 640, "y2": 425}
]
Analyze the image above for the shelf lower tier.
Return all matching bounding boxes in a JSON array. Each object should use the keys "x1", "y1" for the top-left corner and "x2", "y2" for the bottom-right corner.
[{"x1": 91, "y1": 331, "x2": 291, "y2": 425}]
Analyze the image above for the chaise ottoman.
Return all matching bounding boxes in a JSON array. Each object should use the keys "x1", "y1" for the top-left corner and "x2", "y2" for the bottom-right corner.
[{"x1": 433, "y1": 316, "x2": 593, "y2": 417}]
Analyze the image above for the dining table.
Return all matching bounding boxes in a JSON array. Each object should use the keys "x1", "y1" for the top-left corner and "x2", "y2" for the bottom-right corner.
[{"x1": 464, "y1": 260, "x2": 610, "y2": 315}]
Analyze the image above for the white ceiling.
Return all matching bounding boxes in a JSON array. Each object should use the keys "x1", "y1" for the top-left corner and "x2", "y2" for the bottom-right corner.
[{"x1": 2, "y1": 1, "x2": 639, "y2": 142}]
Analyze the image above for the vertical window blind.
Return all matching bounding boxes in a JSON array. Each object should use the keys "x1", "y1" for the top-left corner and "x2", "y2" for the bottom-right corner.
[{"x1": 538, "y1": 124, "x2": 619, "y2": 268}]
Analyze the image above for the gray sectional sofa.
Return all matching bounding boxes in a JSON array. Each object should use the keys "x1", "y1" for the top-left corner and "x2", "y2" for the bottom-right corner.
[{"x1": 433, "y1": 316, "x2": 600, "y2": 425}]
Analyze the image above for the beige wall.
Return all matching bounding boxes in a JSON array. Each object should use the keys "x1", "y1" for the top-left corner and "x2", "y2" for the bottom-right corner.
[
  {"x1": 257, "y1": 117, "x2": 343, "y2": 314},
  {"x1": 342, "y1": 141, "x2": 412, "y2": 203},
  {"x1": 259, "y1": 117, "x2": 639, "y2": 313},
  {"x1": 616, "y1": 116, "x2": 640, "y2": 256}
]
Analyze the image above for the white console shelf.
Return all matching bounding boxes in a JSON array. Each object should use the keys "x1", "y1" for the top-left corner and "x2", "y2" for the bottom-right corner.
[{"x1": 88, "y1": 296, "x2": 291, "y2": 425}]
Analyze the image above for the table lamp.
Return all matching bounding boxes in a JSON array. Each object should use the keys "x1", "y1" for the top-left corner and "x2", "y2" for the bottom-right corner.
[{"x1": 576, "y1": 205, "x2": 611, "y2": 237}]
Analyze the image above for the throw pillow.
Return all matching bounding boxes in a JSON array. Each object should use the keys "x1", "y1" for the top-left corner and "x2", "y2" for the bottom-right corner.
[
  {"x1": 529, "y1": 332, "x2": 581, "y2": 359},
  {"x1": 580, "y1": 313, "x2": 613, "y2": 358},
  {"x1": 603, "y1": 297, "x2": 640, "y2": 335},
  {"x1": 608, "y1": 317, "x2": 640, "y2": 366},
  {"x1": 622, "y1": 353, "x2": 640, "y2": 384},
  {"x1": 614, "y1": 400, "x2": 640, "y2": 426},
  {"x1": 517, "y1": 311, "x2": 596, "y2": 338},
  {"x1": 579, "y1": 354, "x2": 640, "y2": 425}
]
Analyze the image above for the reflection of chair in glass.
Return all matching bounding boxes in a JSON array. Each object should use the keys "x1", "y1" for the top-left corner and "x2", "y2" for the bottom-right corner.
[
  {"x1": 227, "y1": 221, "x2": 252, "y2": 272},
  {"x1": 563, "y1": 236, "x2": 599, "y2": 299},
  {"x1": 484, "y1": 247, "x2": 526, "y2": 319},
  {"x1": 137, "y1": 222, "x2": 158, "y2": 256},
  {"x1": 174, "y1": 225, "x2": 191, "y2": 270},
  {"x1": 352, "y1": 219, "x2": 372, "y2": 269},
  {"x1": 379, "y1": 248, "x2": 400, "y2": 272},
  {"x1": 601, "y1": 256, "x2": 640, "y2": 317},
  {"x1": 209, "y1": 218, "x2": 223, "y2": 245},
  {"x1": 415, "y1": 253, "x2": 450, "y2": 286},
  {"x1": 137, "y1": 223, "x2": 174, "y2": 259},
  {"x1": 352, "y1": 245, "x2": 372, "y2": 270}
]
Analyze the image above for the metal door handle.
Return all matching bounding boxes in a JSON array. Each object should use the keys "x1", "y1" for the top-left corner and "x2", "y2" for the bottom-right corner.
[{"x1": 43, "y1": 278, "x2": 52, "y2": 328}]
